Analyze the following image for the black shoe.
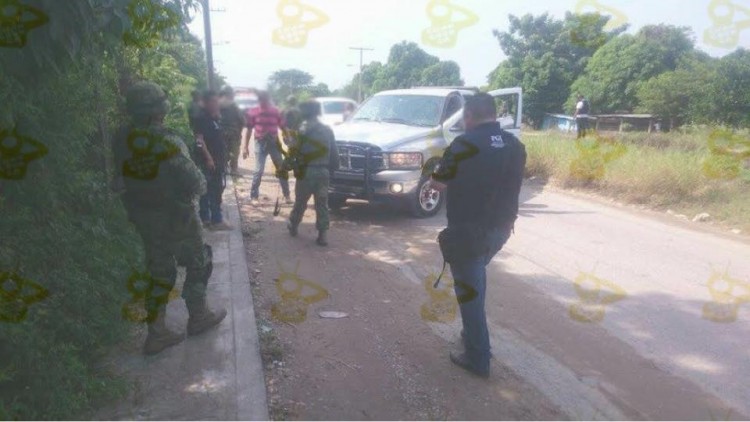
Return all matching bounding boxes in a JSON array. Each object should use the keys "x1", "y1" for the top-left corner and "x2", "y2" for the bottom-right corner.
[
  {"x1": 460, "y1": 330, "x2": 494, "y2": 358},
  {"x1": 287, "y1": 222, "x2": 298, "y2": 237},
  {"x1": 449, "y1": 352, "x2": 489, "y2": 378}
]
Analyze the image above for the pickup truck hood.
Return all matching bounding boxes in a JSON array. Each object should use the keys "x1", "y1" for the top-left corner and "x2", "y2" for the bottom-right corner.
[{"x1": 332, "y1": 121, "x2": 437, "y2": 151}]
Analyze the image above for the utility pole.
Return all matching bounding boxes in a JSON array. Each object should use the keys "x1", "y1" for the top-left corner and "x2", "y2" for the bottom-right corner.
[
  {"x1": 349, "y1": 47, "x2": 373, "y2": 103},
  {"x1": 202, "y1": 0, "x2": 215, "y2": 91}
]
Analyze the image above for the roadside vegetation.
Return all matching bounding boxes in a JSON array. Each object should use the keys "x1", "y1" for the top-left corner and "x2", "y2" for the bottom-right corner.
[
  {"x1": 0, "y1": 0, "x2": 211, "y2": 418},
  {"x1": 524, "y1": 128, "x2": 750, "y2": 233}
]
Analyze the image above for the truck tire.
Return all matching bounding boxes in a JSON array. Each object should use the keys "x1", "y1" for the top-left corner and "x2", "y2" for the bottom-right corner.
[{"x1": 409, "y1": 175, "x2": 444, "y2": 218}]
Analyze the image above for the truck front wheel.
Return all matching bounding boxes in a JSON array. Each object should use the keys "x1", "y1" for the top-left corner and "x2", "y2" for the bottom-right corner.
[{"x1": 409, "y1": 176, "x2": 444, "y2": 218}]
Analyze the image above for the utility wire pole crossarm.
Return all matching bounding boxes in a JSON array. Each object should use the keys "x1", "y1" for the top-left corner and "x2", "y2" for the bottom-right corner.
[{"x1": 349, "y1": 47, "x2": 374, "y2": 103}]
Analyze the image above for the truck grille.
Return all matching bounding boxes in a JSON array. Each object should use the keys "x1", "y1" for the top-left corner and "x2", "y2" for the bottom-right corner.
[{"x1": 336, "y1": 142, "x2": 384, "y2": 173}]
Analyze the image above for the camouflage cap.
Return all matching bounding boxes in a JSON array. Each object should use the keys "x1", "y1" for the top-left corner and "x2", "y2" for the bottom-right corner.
[
  {"x1": 299, "y1": 100, "x2": 321, "y2": 118},
  {"x1": 220, "y1": 85, "x2": 234, "y2": 97},
  {"x1": 126, "y1": 81, "x2": 170, "y2": 116}
]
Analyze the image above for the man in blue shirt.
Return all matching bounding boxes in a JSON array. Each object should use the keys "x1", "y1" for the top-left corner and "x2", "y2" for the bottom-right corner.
[{"x1": 432, "y1": 93, "x2": 526, "y2": 377}]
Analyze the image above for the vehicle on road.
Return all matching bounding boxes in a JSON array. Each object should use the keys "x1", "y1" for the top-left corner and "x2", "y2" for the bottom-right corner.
[
  {"x1": 315, "y1": 96, "x2": 358, "y2": 126},
  {"x1": 329, "y1": 86, "x2": 523, "y2": 217},
  {"x1": 235, "y1": 88, "x2": 259, "y2": 113}
]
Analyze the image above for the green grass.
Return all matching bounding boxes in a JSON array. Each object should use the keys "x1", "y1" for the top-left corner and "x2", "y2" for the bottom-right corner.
[{"x1": 524, "y1": 129, "x2": 750, "y2": 233}]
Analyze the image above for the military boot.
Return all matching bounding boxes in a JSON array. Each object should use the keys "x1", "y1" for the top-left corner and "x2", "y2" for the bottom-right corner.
[
  {"x1": 143, "y1": 308, "x2": 184, "y2": 356},
  {"x1": 316, "y1": 230, "x2": 328, "y2": 247},
  {"x1": 287, "y1": 221, "x2": 298, "y2": 237},
  {"x1": 186, "y1": 297, "x2": 227, "y2": 336}
]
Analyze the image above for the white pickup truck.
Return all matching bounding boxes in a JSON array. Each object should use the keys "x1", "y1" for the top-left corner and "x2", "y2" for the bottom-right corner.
[{"x1": 329, "y1": 86, "x2": 523, "y2": 217}]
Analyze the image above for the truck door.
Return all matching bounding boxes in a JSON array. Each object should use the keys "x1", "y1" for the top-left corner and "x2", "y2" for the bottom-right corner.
[
  {"x1": 488, "y1": 87, "x2": 523, "y2": 139},
  {"x1": 441, "y1": 87, "x2": 523, "y2": 144}
]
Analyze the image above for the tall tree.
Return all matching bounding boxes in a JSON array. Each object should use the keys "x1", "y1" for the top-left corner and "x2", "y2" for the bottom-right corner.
[
  {"x1": 570, "y1": 24, "x2": 695, "y2": 113},
  {"x1": 267, "y1": 68, "x2": 315, "y2": 103},
  {"x1": 636, "y1": 52, "x2": 715, "y2": 127},
  {"x1": 338, "y1": 42, "x2": 464, "y2": 101},
  {"x1": 420, "y1": 61, "x2": 463, "y2": 87},
  {"x1": 489, "y1": 12, "x2": 624, "y2": 126},
  {"x1": 707, "y1": 48, "x2": 750, "y2": 127}
]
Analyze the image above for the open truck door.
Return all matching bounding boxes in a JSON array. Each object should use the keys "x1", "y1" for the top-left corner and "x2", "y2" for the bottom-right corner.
[{"x1": 441, "y1": 87, "x2": 523, "y2": 144}]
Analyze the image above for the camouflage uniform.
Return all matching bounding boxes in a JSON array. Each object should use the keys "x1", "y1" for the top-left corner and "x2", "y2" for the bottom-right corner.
[
  {"x1": 288, "y1": 101, "x2": 339, "y2": 246},
  {"x1": 282, "y1": 96, "x2": 302, "y2": 147},
  {"x1": 113, "y1": 81, "x2": 226, "y2": 355},
  {"x1": 220, "y1": 90, "x2": 245, "y2": 173}
]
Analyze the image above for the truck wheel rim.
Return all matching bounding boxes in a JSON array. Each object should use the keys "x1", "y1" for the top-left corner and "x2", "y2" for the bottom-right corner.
[{"x1": 419, "y1": 182, "x2": 440, "y2": 212}]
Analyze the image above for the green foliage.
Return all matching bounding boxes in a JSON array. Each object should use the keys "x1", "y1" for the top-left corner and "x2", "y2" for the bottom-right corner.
[
  {"x1": 706, "y1": 49, "x2": 750, "y2": 128},
  {"x1": 0, "y1": 0, "x2": 207, "y2": 418},
  {"x1": 340, "y1": 41, "x2": 463, "y2": 101},
  {"x1": 636, "y1": 53, "x2": 715, "y2": 125},
  {"x1": 267, "y1": 69, "x2": 333, "y2": 103},
  {"x1": 525, "y1": 129, "x2": 749, "y2": 231},
  {"x1": 570, "y1": 24, "x2": 695, "y2": 113},
  {"x1": 489, "y1": 12, "x2": 623, "y2": 127},
  {"x1": 636, "y1": 48, "x2": 750, "y2": 128}
]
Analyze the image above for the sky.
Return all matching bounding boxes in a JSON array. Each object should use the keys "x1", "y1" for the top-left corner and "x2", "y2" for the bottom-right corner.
[{"x1": 187, "y1": 0, "x2": 750, "y2": 92}]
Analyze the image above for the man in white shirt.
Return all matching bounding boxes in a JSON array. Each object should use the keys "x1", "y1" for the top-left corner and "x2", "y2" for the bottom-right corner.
[{"x1": 574, "y1": 94, "x2": 590, "y2": 139}]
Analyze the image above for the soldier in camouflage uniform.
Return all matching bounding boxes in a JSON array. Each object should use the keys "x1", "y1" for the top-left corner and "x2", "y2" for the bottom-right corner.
[
  {"x1": 287, "y1": 101, "x2": 339, "y2": 246},
  {"x1": 219, "y1": 86, "x2": 245, "y2": 175},
  {"x1": 113, "y1": 81, "x2": 227, "y2": 355},
  {"x1": 282, "y1": 95, "x2": 302, "y2": 145}
]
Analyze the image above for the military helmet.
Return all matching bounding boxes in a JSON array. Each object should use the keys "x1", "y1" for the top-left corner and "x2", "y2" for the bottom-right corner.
[
  {"x1": 299, "y1": 100, "x2": 321, "y2": 118},
  {"x1": 220, "y1": 85, "x2": 234, "y2": 97},
  {"x1": 126, "y1": 81, "x2": 170, "y2": 116}
]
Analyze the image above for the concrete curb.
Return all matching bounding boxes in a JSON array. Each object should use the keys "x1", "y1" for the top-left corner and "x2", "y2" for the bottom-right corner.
[{"x1": 225, "y1": 176, "x2": 269, "y2": 420}]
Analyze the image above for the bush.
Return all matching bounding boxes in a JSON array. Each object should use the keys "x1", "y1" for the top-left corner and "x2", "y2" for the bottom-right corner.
[
  {"x1": 0, "y1": 57, "x2": 145, "y2": 419},
  {"x1": 525, "y1": 130, "x2": 750, "y2": 232}
]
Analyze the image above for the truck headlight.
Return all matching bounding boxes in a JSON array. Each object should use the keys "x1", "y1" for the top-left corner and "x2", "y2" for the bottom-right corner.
[{"x1": 384, "y1": 152, "x2": 423, "y2": 169}]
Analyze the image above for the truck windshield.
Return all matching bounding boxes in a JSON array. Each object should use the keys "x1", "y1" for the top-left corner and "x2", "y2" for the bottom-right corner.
[
  {"x1": 352, "y1": 95, "x2": 442, "y2": 127},
  {"x1": 321, "y1": 101, "x2": 349, "y2": 114}
]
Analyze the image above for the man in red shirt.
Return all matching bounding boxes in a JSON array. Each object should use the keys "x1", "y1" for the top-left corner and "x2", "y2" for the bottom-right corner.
[{"x1": 242, "y1": 91, "x2": 291, "y2": 204}]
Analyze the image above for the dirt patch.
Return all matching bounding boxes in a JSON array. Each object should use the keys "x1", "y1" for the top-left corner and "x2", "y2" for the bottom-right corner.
[{"x1": 233, "y1": 168, "x2": 565, "y2": 420}]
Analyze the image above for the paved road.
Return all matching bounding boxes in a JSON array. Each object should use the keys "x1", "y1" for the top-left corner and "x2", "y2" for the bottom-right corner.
[
  {"x1": 329, "y1": 182, "x2": 750, "y2": 420},
  {"x1": 239, "y1": 148, "x2": 750, "y2": 420}
]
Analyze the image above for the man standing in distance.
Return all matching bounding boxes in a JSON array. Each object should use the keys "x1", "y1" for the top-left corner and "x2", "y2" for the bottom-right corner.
[
  {"x1": 431, "y1": 93, "x2": 526, "y2": 377},
  {"x1": 242, "y1": 91, "x2": 291, "y2": 205},
  {"x1": 574, "y1": 94, "x2": 591, "y2": 139},
  {"x1": 219, "y1": 86, "x2": 245, "y2": 176},
  {"x1": 113, "y1": 81, "x2": 227, "y2": 355}
]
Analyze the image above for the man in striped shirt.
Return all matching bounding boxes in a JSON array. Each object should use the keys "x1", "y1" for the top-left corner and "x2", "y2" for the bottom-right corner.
[{"x1": 242, "y1": 91, "x2": 291, "y2": 204}]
